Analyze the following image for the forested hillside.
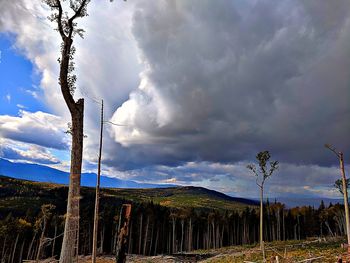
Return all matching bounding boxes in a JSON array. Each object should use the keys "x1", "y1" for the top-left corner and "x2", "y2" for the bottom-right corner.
[{"x1": 0, "y1": 175, "x2": 346, "y2": 262}]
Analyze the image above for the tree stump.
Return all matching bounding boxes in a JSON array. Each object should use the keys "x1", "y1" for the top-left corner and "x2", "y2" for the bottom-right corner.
[{"x1": 115, "y1": 204, "x2": 132, "y2": 263}]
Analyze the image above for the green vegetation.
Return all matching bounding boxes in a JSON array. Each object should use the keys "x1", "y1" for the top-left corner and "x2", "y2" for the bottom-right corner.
[
  {"x1": 104, "y1": 186, "x2": 256, "y2": 211},
  {"x1": 0, "y1": 175, "x2": 255, "y2": 215}
]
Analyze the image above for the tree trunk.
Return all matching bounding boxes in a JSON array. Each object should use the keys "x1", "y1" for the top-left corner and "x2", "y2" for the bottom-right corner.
[
  {"x1": 10, "y1": 234, "x2": 19, "y2": 263},
  {"x1": 116, "y1": 204, "x2": 132, "y2": 263},
  {"x1": 128, "y1": 222, "x2": 133, "y2": 254},
  {"x1": 52, "y1": 222, "x2": 58, "y2": 258},
  {"x1": 143, "y1": 216, "x2": 149, "y2": 255},
  {"x1": 138, "y1": 214, "x2": 143, "y2": 255},
  {"x1": 180, "y1": 219, "x2": 184, "y2": 252},
  {"x1": 60, "y1": 100, "x2": 84, "y2": 263},
  {"x1": 325, "y1": 221, "x2": 335, "y2": 237},
  {"x1": 59, "y1": 33, "x2": 85, "y2": 263},
  {"x1": 37, "y1": 217, "x2": 48, "y2": 261},
  {"x1": 99, "y1": 225, "x2": 105, "y2": 254},
  {"x1": 188, "y1": 218, "x2": 192, "y2": 251},
  {"x1": 1, "y1": 236, "x2": 7, "y2": 262},
  {"x1": 154, "y1": 226, "x2": 159, "y2": 256},
  {"x1": 259, "y1": 185, "x2": 265, "y2": 260},
  {"x1": 172, "y1": 218, "x2": 176, "y2": 253},
  {"x1": 19, "y1": 239, "x2": 25, "y2": 263},
  {"x1": 27, "y1": 233, "x2": 36, "y2": 260},
  {"x1": 282, "y1": 211, "x2": 285, "y2": 241},
  {"x1": 149, "y1": 222, "x2": 154, "y2": 256}
]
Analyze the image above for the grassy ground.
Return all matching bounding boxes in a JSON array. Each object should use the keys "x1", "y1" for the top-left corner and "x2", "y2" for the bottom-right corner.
[{"x1": 201, "y1": 238, "x2": 346, "y2": 262}]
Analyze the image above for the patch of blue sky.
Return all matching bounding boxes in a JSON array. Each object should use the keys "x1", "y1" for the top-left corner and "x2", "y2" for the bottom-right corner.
[
  {"x1": 50, "y1": 149, "x2": 70, "y2": 163},
  {"x1": 0, "y1": 33, "x2": 47, "y2": 116}
]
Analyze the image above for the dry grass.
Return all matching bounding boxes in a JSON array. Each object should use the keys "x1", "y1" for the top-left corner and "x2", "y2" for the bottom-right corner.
[{"x1": 36, "y1": 238, "x2": 346, "y2": 263}]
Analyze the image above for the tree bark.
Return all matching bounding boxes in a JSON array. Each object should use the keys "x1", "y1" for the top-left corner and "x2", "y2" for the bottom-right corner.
[
  {"x1": 116, "y1": 204, "x2": 132, "y2": 263},
  {"x1": 60, "y1": 100, "x2": 84, "y2": 263}
]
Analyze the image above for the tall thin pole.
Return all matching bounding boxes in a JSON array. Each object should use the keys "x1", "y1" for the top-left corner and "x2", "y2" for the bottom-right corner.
[
  {"x1": 339, "y1": 153, "x2": 350, "y2": 247},
  {"x1": 92, "y1": 100, "x2": 104, "y2": 263}
]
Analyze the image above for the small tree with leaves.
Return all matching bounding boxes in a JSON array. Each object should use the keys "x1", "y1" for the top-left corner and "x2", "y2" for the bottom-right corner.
[
  {"x1": 247, "y1": 151, "x2": 278, "y2": 261},
  {"x1": 42, "y1": 1, "x2": 90, "y2": 262}
]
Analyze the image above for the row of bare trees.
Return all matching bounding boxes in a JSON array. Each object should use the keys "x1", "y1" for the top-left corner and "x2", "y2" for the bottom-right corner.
[{"x1": 1, "y1": 193, "x2": 348, "y2": 262}]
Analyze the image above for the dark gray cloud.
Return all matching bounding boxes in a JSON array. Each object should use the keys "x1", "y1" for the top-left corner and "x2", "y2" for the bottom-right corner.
[{"x1": 110, "y1": 0, "x2": 350, "y2": 169}]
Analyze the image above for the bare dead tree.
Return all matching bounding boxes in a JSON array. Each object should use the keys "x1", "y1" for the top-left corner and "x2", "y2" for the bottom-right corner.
[
  {"x1": 36, "y1": 204, "x2": 56, "y2": 261},
  {"x1": 325, "y1": 144, "x2": 350, "y2": 252},
  {"x1": 247, "y1": 151, "x2": 278, "y2": 262},
  {"x1": 42, "y1": 1, "x2": 90, "y2": 262}
]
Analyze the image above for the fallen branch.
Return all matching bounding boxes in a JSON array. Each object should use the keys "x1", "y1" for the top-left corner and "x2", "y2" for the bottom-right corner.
[{"x1": 297, "y1": 256, "x2": 324, "y2": 262}]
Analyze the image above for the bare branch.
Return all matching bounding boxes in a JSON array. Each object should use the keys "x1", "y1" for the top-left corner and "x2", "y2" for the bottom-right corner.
[
  {"x1": 325, "y1": 144, "x2": 340, "y2": 158},
  {"x1": 247, "y1": 164, "x2": 259, "y2": 177},
  {"x1": 256, "y1": 177, "x2": 262, "y2": 188},
  {"x1": 104, "y1": 120, "x2": 127, "y2": 127}
]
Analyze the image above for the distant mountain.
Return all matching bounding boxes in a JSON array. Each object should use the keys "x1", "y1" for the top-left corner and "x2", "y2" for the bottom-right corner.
[{"x1": 0, "y1": 158, "x2": 175, "y2": 189}]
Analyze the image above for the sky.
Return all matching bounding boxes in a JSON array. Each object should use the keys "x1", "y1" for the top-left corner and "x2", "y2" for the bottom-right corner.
[{"x1": 0, "y1": 0, "x2": 349, "y2": 199}]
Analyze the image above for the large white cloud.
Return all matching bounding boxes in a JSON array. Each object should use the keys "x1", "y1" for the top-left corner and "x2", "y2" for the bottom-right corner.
[
  {"x1": 0, "y1": 110, "x2": 69, "y2": 149},
  {"x1": 0, "y1": 139, "x2": 60, "y2": 164}
]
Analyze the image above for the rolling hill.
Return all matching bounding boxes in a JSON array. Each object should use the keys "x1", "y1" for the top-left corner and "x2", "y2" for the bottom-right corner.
[{"x1": 0, "y1": 175, "x2": 257, "y2": 216}]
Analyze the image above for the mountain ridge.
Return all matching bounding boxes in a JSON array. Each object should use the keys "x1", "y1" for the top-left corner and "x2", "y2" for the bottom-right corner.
[{"x1": 0, "y1": 158, "x2": 176, "y2": 189}]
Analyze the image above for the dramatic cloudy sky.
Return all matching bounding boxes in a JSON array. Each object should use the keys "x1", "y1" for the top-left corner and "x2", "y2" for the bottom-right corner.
[{"x1": 0, "y1": 0, "x2": 349, "y2": 199}]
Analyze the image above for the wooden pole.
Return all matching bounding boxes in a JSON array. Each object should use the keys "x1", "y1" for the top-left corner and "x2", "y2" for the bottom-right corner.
[
  {"x1": 116, "y1": 204, "x2": 132, "y2": 263},
  {"x1": 339, "y1": 152, "x2": 350, "y2": 257},
  {"x1": 92, "y1": 100, "x2": 104, "y2": 263}
]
